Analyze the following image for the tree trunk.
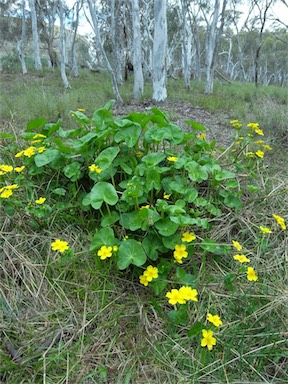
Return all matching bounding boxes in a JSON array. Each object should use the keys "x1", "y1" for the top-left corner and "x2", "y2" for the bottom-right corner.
[
  {"x1": 29, "y1": 0, "x2": 42, "y2": 70},
  {"x1": 17, "y1": 0, "x2": 27, "y2": 74},
  {"x1": 71, "y1": 0, "x2": 81, "y2": 77},
  {"x1": 152, "y1": 0, "x2": 167, "y2": 102},
  {"x1": 87, "y1": 0, "x2": 122, "y2": 103},
  {"x1": 132, "y1": 0, "x2": 144, "y2": 99},
  {"x1": 111, "y1": 0, "x2": 123, "y2": 85},
  {"x1": 59, "y1": 0, "x2": 70, "y2": 88}
]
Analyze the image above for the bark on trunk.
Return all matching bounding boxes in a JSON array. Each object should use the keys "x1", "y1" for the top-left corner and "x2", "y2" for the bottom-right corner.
[
  {"x1": 132, "y1": 0, "x2": 144, "y2": 99},
  {"x1": 71, "y1": 0, "x2": 81, "y2": 77},
  {"x1": 152, "y1": 0, "x2": 167, "y2": 102},
  {"x1": 29, "y1": 0, "x2": 42, "y2": 70},
  {"x1": 59, "y1": 0, "x2": 70, "y2": 88},
  {"x1": 87, "y1": 0, "x2": 122, "y2": 103},
  {"x1": 17, "y1": 0, "x2": 28, "y2": 74}
]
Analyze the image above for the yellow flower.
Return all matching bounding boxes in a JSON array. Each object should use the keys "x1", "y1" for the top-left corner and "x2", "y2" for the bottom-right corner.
[
  {"x1": 173, "y1": 244, "x2": 188, "y2": 263},
  {"x1": 245, "y1": 152, "x2": 254, "y2": 157},
  {"x1": 255, "y1": 150, "x2": 264, "y2": 158},
  {"x1": 247, "y1": 266, "x2": 258, "y2": 282},
  {"x1": 254, "y1": 128, "x2": 264, "y2": 136},
  {"x1": 263, "y1": 144, "x2": 272, "y2": 150},
  {"x1": 232, "y1": 240, "x2": 242, "y2": 251},
  {"x1": 181, "y1": 232, "x2": 196, "y2": 243},
  {"x1": 259, "y1": 226, "x2": 272, "y2": 234},
  {"x1": 77, "y1": 108, "x2": 86, "y2": 112},
  {"x1": 233, "y1": 254, "x2": 250, "y2": 263},
  {"x1": 163, "y1": 193, "x2": 171, "y2": 199},
  {"x1": 179, "y1": 286, "x2": 198, "y2": 301},
  {"x1": 139, "y1": 274, "x2": 149, "y2": 286},
  {"x1": 140, "y1": 205, "x2": 150, "y2": 210},
  {"x1": 166, "y1": 289, "x2": 186, "y2": 305},
  {"x1": 247, "y1": 122, "x2": 259, "y2": 130},
  {"x1": 51, "y1": 239, "x2": 69, "y2": 253},
  {"x1": 23, "y1": 146, "x2": 36, "y2": 157},
  {"x1": 254, "y1": 140, "x2": 264, "y2": 145},
  {"x1": 89, "y1": 164, "x2": 102, "y2": 174},
  {"x1": 37, "y1": 146, "x2": 46, "y2": 154},
  {"x1": 31, "y1": 139, "x2": 42, "y2": 144},
  {"x1": 207, "y1": 313, "x2": 222, "y2": 327},
  {"x1": 33, "y1": 134, "x2": 46, "y2": 139},
  {"x1": 201, "y1": 329, "x2": 217, "y2": 351},
  {"x1": 97, "y1": 245, "x2": 113, "y2": 260},
  {"x1": 247, "y1": 133, "x2": 254, "y2": 137},
  {"x1": 14, "y1": 166, "x2": 25, "y2": 173},
  {"x1": 272, "y1": 214, "x2": 286, "y2": 230},
  {"x1": 113, "y1": 245, "x2": 118, "y2": 252},
  {"x1": 197, "y1": 133, "x2": 206, "y2": 140},
  {"x1": 5, "y1": 184, "x2": 19, "y2": 190},
  {"x1": 35, "y1": 197, "x2": 46, "y2": 205},
  {"x1": 230, "y1": 120, "x2": 242, "y2": 129},
  {"x1": 0, "y1": 189, "x2": 13, "y2": 198},
  {"x1": 167, "y1": 156, "x2": 178, "y2": 162},
  {"x1": 15, "y1": 150, "x2": 24, "y2": 158},
  {"x1": 0, "y1": 165, "x2": 13, "y2": 175},
  {"x1": 143, "y1": 266, "x2": 158, "y2": 282},
  {"x1": 135, "y1": 151, "x2": 143, "y2": 157}
]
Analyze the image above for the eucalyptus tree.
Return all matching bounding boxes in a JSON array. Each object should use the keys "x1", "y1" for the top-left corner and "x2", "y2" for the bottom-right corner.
[
  {"x1": 152, "y1": 0, "x2": 167, "y2": 102},
  {"x1": 202, "y1": 0, "x2": 227, "y2": 94},
  {"x1": 58, "y1": 0, "x2": 70, "y2": 88},
  {"x1": 29, "y1": 0, "x2": 42, "y2": 69},
  {"x1": 70, "y1": 0, "x2": 82, "y2": 77},
  {"x1": 87, "y1": 0, "x2": 122, "y2": 102},
  {"x1": 17, "y1": 0, "x2": 28, "y2": 74},
  {"x1": 131, "y1": 0, "x2": 144, "y2": 99},
  {"x1": 111, "y1": 0, "x2": 124, "y2": 84}
]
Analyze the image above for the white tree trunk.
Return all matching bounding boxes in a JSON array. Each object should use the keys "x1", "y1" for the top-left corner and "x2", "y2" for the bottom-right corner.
[
  {"x1": 59, "y1": 0, "x2": 70, "y2": 88},
  {"x1": 180, "y1": 0, "x2": 190, "y2": 89},
  {"x1": 29, "y1": 0, "x2": 42, "y2": 70},
  {"x1": 17, "y1": 0, "x2": 27, "y2": 75},
  {"x1": 87, "y1": 0, "x2": 122, "y2": 103},
  {"x1": 132, "y1": 0, "x2": 144, "y2": 99},
  {"x1": 71, "y1": 0, "x2": 81, "y2": 77},
  {"x1": 152, "y1": 0, "x2": 167, "y2": 102},
  {"x1": 111, "y1": 0, "x2": 123, "y2": 85}
]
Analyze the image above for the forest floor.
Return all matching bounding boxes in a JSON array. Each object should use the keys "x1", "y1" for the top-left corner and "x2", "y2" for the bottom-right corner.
[{"x1": 0, "y1": 70, "x2": 287, "y2": 384}]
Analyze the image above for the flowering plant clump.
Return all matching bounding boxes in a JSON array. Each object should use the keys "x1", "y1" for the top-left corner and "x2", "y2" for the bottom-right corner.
[{"x1": 1, "y1": 101, "x2": 286, "y2": 355}]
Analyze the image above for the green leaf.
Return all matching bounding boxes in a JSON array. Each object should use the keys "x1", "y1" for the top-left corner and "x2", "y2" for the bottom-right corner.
[
  {"x1": 42, "y1": 120, "x2": 62, "y2": 135},
  {"x1": 26, "y1": 118, "x2": 47, "y2": 132},
  {"x1": 200, "y1": 239, "x2": 219, "y2": 253},
  {"x1": 71, "y1": 111, "x2": 90, "y2": 124},
  {"x1": 114, "y1": 122, "x2": 142, "y2": 147},
  {"x1": 141, "y1": 153, "x2": 166, "y2": 167},
  {"x1": 117, "y1": 239, "x2": 147, "y2": 270},
  {"x1": 90, "y1": 227, "x2": 115, "y2": 251},
  {"x1": 52, "y1": 188, "x2": 66, "y2": 196},
  {"x1": 184, "y1": 189, "x2": 198, "y2": 202},
  {"x1": 83, "y1": 182, "x2": 118, "y2": 209},
  {"x1": 215, "y1": 170, "x2": 236, "y2": 181},
  {"x1": 100, "y1": 211, "x2": 120, "y2": 227},
  {"x1": 34, "y1": 149, "x2": 61, "y2": 167},
  {"x1": 188, "y1": 322, "x2": 203, "y2": 337},
  {"x1": 145, "y1": 169, "x2": 161, "y2": 191},
  {"x1": 92, "y1": 108, "x2": 114, "y2": 130},
  {"x1": 224, "y1": 194, "x2": 243, "y2": 209},
  {"x1": 58, "y1": 127, "x2": 83, "y2": 138},
  {"x1": 224, "y1": 274, "x2": 235, "y2": 292},
  {"x1": 155, "y1": 218, "x2": 179, "y2": 236},
  {"x1": 170, "y1": 215, "x2": 196, "y2": 225},
  {"x1": 63, "y1": 162, "x2": 82, "y2": 181},
  {"x1": 168, "y1": 307, "x2": 188, "y2": 326},
  {"x1": 226, "y1": 179, "x2": 239, "y2": 189},
  {"x1": 0, "y1": 133, "x2": 14, "y2": 139},
  {"x1": 185, "y1": 161, "x2": 208, "y2": 182},
  {"x1": 174, "y1": 268, "x2": 197, "y2": 285},
  {"x1": 247, "y1": 185, "x2": 261, "y2": 192},
  {"x1": 142, "y1": 235, "x2": 164, "y2": 261},
  {"x1": 96, "y1": 147, "x2": 120, "y2": 171},
  {"x1": 185, "y1": 120, "x2": 207, "y2": 131}
]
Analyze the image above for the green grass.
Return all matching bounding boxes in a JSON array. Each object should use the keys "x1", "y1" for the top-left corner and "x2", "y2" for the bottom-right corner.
[{"x1": 0, "y1": 69, "x2": 287, "y2": 383}]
